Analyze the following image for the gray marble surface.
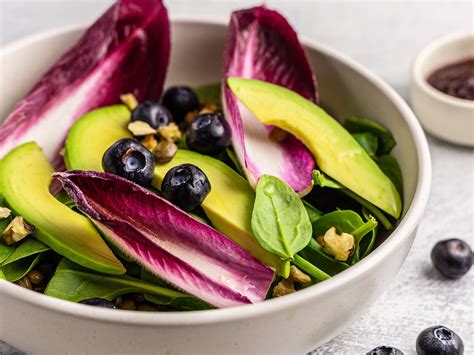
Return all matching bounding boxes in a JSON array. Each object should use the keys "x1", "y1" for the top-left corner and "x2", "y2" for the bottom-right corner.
[{"x1": 0, "y1": 1, "x2": 473, "y2": 354}]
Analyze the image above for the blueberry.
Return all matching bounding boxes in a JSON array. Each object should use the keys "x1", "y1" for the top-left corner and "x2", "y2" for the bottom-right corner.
[
  {"x1": 431, "y1": 239, "x2": 472, "y2": 279},
  {"x1": 79, "y1": 298, "x2": 116, "y2": 309},
  {"x1": 161, "y1": 164, "x2": 211, "y2": 211},
  {"x1": 131, "y1": 101, "x2": 172, "y2": 129},
  {"x1": 162, "y1": 86, "x2": 200, "y2": 123},
  {"x1": 366, "y1": 346, "x2": 404, "y2": 355},
  {"x1": 186, "y1": 113, "x2": 231, "y2": 155},
  {"x1": 416, "y1": 325, "x2": 464, "y2": 355},
  {"x1": 102, "y1": 138, "x2": 155, "y2": 186}
]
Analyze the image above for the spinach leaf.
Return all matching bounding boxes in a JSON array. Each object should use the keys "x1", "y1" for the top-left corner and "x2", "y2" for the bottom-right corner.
[
  {"x1": 376, "y1": 155, "x2": 404, "y2": 196},
  {"x1": 141, "y1": 268, "x2": 213, "y2": 310},
  {"x1": 311, "y1": 210, "x2": 365, "y2": 237},
  {"x1": 55, "y1": 191, "x2": 76, "y2": 209},
  {"x1": 193, "y1": 83, "x2": 222, "y2": 109},
  {"x1": 349, "y1": 217, "x2": 378, "y2": 264},
  {"x1": 0, "y1": 218, "x2": 15, "y2": 263},
  {"x1": 1, "y1": 253, "x2": 44, "y2": 282},
  {"x1": 302, "y1": 200, "x2": 323, "y2": 224},
  {"x1": 312, "y1": 170, "x2": 393, "y2": 230},
  {"x1": 45, "y1": 259, "x2": 196, "y2": 304},
  {"x1": 352, "y1": 132, "x2": 378, "y2": 157},
  {"x1": 344, "y1": 116, "x2": 396, "y2": 154},
  {"x1": 1, "y1": 238, "x2": 49, "y2": 266},
  {"x1": 0, "y1": 268, "x2": 5, "y2": 280},
  {"x1": 251, "y1": 175, "x2": 312, "y2": 260},
  {"x1": 1, "y1": 239, "x2": 50, "y2": 282},
  {"x1": 298, "y1": 239, "x2": 349, "y2": 276}
]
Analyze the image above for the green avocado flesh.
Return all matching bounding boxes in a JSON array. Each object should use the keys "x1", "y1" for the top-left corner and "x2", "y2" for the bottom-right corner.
[
  {"x1": 154, "y1": 150, "x2": 290, "y2": 277},
  {"x1": 0, "y1": 142, "x2": 125, "y2": 274},
  {"x1": 65, "y1": 105, "x2": 131, "y2": 170},
  {"x1": 228, "y1": 78, "x2": 402, "y2": 218}
]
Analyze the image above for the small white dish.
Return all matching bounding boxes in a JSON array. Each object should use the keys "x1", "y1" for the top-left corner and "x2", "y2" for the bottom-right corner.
[{"x1": 411, "y1": 32, "x2": 474, "y2": 146}]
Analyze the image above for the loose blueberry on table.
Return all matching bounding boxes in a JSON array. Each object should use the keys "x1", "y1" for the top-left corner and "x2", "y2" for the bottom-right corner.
[
  {"x1": 431, "y1": 239, "x2": 472, "y2": 279},
  {"x1": 367, "y1": 346, "x2": 404, "y2": 355},
  {"x1": 416, "y1": 325, "x2": 464, "y2": 355}
]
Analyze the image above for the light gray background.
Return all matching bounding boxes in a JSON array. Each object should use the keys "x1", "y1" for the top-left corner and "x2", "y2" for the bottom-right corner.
[{"x1": 0, "y1": 1, "x2": 472, "y2": 354}]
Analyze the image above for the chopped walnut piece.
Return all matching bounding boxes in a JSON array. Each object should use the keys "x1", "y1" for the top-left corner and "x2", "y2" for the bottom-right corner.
[
  {"x1": 199, "y1": 102, "x2": 218, "y2": 115},
  {"x1": 120, "y1": 93, "x2": 139, "y2": 110},
  {"x1": 141, "y1": 134, "x2": 159, "y2": 150},
  {"x1": 289, "y1": 265, "x2": 311, "y2": 284},
  {"x1": 269, "y1": 127, "x2": 289, "y2": 142},
  {"x1": 273, "y1": 266, "x2": 311, "y2": 298},
  {"x1": 158, "y1": 123, "x2": 182, "y2": 142},
  {"x1": 2, "y1": 216, "x2": 35, "y2": 246},
  {"x1": 153, "y1": 140, "x2": 178, "y2": 164},
  {"x1": 0, "y1": 207, "x2": 11, "y2": 219},
  {"x1": 184, "y1": 110, "x2": 199, "y2": 126},
  {"x1": 317, "y1": 227, "x2": 355, "y2": 261},
  {"x1": 128, "y1": 121, "x2": 157, "y2": 136},
  {"x1": 272, "y1": 279, "x2": 295, "y2": 297}
]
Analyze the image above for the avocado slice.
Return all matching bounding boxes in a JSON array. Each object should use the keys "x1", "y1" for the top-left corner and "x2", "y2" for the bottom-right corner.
[
  {"x1": 65, "y1": 105, "x2": 131, "y2": 171},
  {"x1": 0, "y1": 142, "x2": 125, "y2": 274},
  {"x1": 228, "y1": 78, "x2": 402, "y2": 218},
  {"x1": 154, "y1": 150, "x2": 290, "y2": 277}
]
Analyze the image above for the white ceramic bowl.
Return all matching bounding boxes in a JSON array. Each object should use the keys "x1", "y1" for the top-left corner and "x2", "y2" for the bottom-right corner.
[
  {"x1": 0, "y1": 20, "x2": 431, "y2": 354},
  {"x1": 411, "y1": 32, "x2": 474, "y2": 146}
]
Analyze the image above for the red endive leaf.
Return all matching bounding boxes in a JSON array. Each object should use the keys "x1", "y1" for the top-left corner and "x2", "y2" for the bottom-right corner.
[
  {"x1": 0, "y1": 0, "x2": 170, "y2": 168},
  {"x1": 223, "y1": 6, "x2": 317, "y2": 193},
  {"x1": 54, "y1": 171, "x2": 274, "y2": 308}
]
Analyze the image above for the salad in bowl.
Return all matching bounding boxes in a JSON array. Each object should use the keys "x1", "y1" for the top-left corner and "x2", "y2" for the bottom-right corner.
[{"x1": 0, "y1": 0, "x2": 404, "y2": 312}]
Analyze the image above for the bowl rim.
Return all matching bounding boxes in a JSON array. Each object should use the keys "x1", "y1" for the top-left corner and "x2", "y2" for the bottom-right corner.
[
  {"x1": 411, "y1": 31, "x2": 474, "y2": 109},
  {"x1": 0, "y1": 18, "x2": 431, "y2": 326}
]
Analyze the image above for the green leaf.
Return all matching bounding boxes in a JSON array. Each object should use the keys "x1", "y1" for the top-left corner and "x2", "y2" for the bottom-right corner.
[
  {"x1": 352, "y1": 132, "x2": 379, "y2": 157},
  {"x1": 55, "y1": 191, "x2": 76, "y2": 209},
  {"x1": 0, "y1": 218, "x2": 15, "y2": 264},
  {"x1": 344, "y1": 116, "x2": 396, "y2": 155},
  {"x1": 376, "y1": 155, "x2": 404, "y2": 196},
  {"x1": 251, "y1": 175, "x2": 312, "y2": 260},
  {"x1": 299, "y1": 239, "x2": 349, "y2": 276},
  {"x1": 312, "y1": 170, "x2": 393, "y2": 230},
  {"x1": 141, "y1": 268, "x2": 213, "y2": 311},
  {"x1": 1, "y1": 238, "x2": 50, "y2": 266},
  {"x1": 45, "y1": 259, "x2": 192, "y2": 303},
  {"x1": 2, "y1": 253, "x2": 44, "y2": 282},
  {"x1": 193, "y1": 83, "x2": 222, "y2": 109},
  {"x1": 302, "y1": 200, "x2": 323, "y2": 224}
]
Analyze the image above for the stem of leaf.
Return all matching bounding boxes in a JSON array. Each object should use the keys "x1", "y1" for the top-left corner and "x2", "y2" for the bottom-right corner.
[
  {"x1": 293, "y1": 255, "x2": 331, "y2": 282},
  {"x1": 342, "y1": 189, "x2": 393, "y2": 230}
]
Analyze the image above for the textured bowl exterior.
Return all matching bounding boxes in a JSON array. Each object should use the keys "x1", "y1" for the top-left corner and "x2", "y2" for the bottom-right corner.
[
  {"x1": 0, "y1": 20, "x2": 431, "y2": 354},
  {"x1": 411, "y1": 32, "x2": 474, "y2": 146}
]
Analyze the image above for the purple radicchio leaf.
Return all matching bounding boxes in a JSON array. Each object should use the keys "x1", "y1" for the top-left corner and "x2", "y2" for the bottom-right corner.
[
  {"x1": 53, "y1": 171, "x2": 275, "y2": 308},
  {"x1": 223, "y1": 6, "x2": 317, "y2": 193},
  {"x1": 0, "y1": 0, "x2": 170, "y2": 169}
]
